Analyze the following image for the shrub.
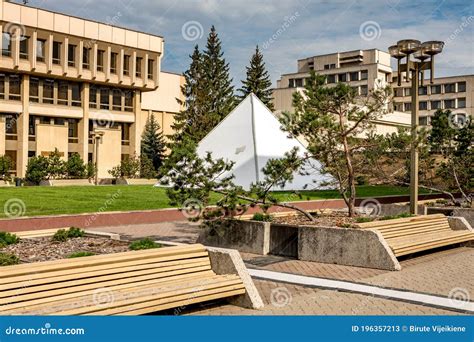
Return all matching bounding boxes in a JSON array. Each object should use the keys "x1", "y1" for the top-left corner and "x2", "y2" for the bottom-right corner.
[
  {"x1": 0, "y1": 155, "x2": 13, "y2": 182},
  {"x1": 47, "y1": 149, "x2": 66, "y2": 180},
  {"x1": 0, "y1": 252, "x2": 19, "y2": 266},
  {"x1": 355, "y1": 175, "x2": 369, "y2": 185},
  {"x1": 86, "y1": 162, "x2": 96, "y2": 179},
  {"x1": 0, "y1": 231, "x2": 20, "y2": 247},
  {"x1": 109, "y1": 155, "x2": 141, "y2": 179},
  {"x1": 65, "y1": 153, "x2": 86, "y2": 179},
  {"x1": 68, "y1": 251, "x2": 95, "y2": 258},
  {"x1": 380, "y1": 213, "x2": 414, "y2": 221},
  {"x1": 251, "y1": 213, "x2": 273, "y2": 222},
  {"x1": 129, "y1": 238, "x2": 161, "y2": 250},
  {"x1": 355, "y1": 217, "x2": 375, "y2": 223},
  {"x1": 52, "y1": 227, "x2": 85, "y2": 242},
  {"x1": 25, "y1": 155, "x2": 50, "y2": 184}
]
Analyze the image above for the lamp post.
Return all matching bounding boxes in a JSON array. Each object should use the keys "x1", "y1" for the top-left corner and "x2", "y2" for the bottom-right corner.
[
  {"x1": 90, "y1": 130, "x2": 105, "y2": 186},
  {"x1": 389, "y1": 40, "x2": 444, "y2": 215}
]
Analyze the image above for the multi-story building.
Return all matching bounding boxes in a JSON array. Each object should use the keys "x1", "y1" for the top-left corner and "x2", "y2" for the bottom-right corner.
[
  {"x1": 392, "y1": 74, "x2": 473, "y2": 125},
  {"x1": 272, "y1": 48, "x2": 473, "y2": 130},
  {"x1": 0, "y1": 0, "x2": 183, "y2": 178}
]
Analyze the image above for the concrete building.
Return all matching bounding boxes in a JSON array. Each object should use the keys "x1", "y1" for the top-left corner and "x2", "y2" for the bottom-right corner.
[
  {"x1": 0, "y1": 0, "x2": 183, "y2": 178},
  {"x1": 272, "y1": 48, "x2": 472, "y2": 130}
]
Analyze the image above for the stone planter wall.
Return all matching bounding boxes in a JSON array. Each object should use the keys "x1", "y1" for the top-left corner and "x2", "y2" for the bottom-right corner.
[
  {"x1": 39, "y1": 179, "x2": 94, "y2": 186},
  {"x1": 427, "y1": 207, "x2": 474, "y2": 227},
  {"x1": 115, "y1": 178, "x2": 158, "y2": 185}
]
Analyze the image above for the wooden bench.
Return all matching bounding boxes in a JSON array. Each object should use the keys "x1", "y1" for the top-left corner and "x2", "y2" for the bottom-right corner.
[
  {"x1": 0, "y1": 244, "x2": 246, "y2": 315},
  {"x1": 356, "y1": 214, "x2": 474, "y2": 257}
]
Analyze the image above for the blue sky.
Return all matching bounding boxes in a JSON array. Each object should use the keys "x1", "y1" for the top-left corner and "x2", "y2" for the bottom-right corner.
[{"x1": 16, "y1": 0, "x2": 474, "y2": 87}]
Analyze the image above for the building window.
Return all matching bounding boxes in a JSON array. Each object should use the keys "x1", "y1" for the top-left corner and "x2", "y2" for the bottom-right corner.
[
  {"x1": 431, "y1": 84, "x2": 441, "y2": 94},
  {"x1": 29, "y1": 115, "x2": 36, "y2": 140},
  {"x1": 444, "y1": 99, "x2": 455, "y2": 109},
  {"x1": 394, "y1": 88, "x2": 404, "y2": 97},
  {"x1": 53, "y1": 41, "x2": 61, "y2": 64},
  {"x1": 123, "y1": 55, "x2": 130, "y2": 75},
  {"x1": 147, "y1": 59, "x2": 154, "y2": 79},
  {"x1": 419, "y1": 116, "x2": 429, "y2": 126},
  {"x1": 121, "y1": 123, "x2": 130, "y2": 145},
  {"x1": 294, "y1": 78, "x2": 303, "y2": 87},
  {"x1": 360, "y1": 70, "x2": 368, "y2": 80},
  {"x1": 58, "y1": 81, "x2": 69, "y2": 105},
  {"x1": 40, "y1": 116, "x2": 51, "y2": 125},
  {"x1": 112, "y1": 89, "x2": 122, "y2": 111},
  {"x1": 8, "y1": 75, "x2": 21, "y2": 101},
  {"x1": 419, "y1": 101, "x2": 428, "y2": 110},
  {"x1": 36, "y1": 39, "x2": 46, "y2": 62},
  {"x1": 288, "y1": 79, "x2": 295, "y2": 88},
  {"x1": 5, "y1": 114, "x2": 18, "y2": 140},
  {"x1": 68, "y1": 44, "x2": 76, "y2": 67},
  {"x1": 349, "y1": 72, "x2": 359, "y2": 81},
  {"x1": 71, "y1": 83, "x2": 81, "y2": 106},
  {"x1": 2, "y1": 33, "x2": 12, "y2": 57},
  {"x1": 5, "y1": 150, "x2": 17, "y2": 171},
  {"x1": 0, "y1": 74, "x2": 5, "y2": 99},
  {"x1": 136, "y1": 57, "x2": 142, "y2": 78},
  {"x1": 68, "y1": 119, "x2": 79, "y2": 143},
  {"x1": 29, "y1": 77, "x2": 39, "y2": 103},
  {"x1": 43, "y1": 79, "x2": 54, "y2": 104},
  {"x1": 393, "y1": 102, "x2": 403, "y2": 111},
  {"x1": 338, "y1": 73, "x2": 347, "y2": 82},
  {"x1": 444, "y1": 83, "x2": 456, "y2": 93},
  {"x1": 110, "y1": 52, "x2": 118, "y2": 74},
  {"x1": 97, "y1": 50, "x2": 105, "y2": 72},
  {"x1": 54, "y1": 118, "x2": 66, "y2": 126},
  {"x1": 19, "y1": 36, "x2": 29, "y2": 59},
  {"x1": 457, "y1": 82, "x2": 466, "y2": 92},
  {"x1": 360, "y1": 85, "x2": 368, "y2": 96},
  {"x1": 457, "y1": 98, "x2": 466, "y2": 108},
  {"x1": 100, "y1": 88, "x2": 110, "y2": 109},
  {"x1": 404, "y1": 103, "x2": 412, "y2": 112},
  {"x1": 82, "y1": 47, "x2": 90, "y2": 69},
  {"x1": 418, "y1": 86, "x2": 428, "y2": 95},
  {"x1": 124, "y1": 91, "x2": 133, "y2": 112},
  {"x1": 89, "y1": 86, "x2": 97, "y2": 108},
  {"x1": 430, "y1": 100, "x2": 441, "y2": 110},
  {"x1": 404, "y1": 88, "x2": 411, "y2": 96},
  {"x1": 327, "y1": 74, "x2": 336, "y2": 84}
]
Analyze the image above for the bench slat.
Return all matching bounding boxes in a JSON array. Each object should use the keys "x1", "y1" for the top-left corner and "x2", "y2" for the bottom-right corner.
[
  {"x1": 394, "y1": 234, "x2": 474, "y2": 256},
  {"x1": 356, "y1": 214, "x2": 446, "y2": 228}
]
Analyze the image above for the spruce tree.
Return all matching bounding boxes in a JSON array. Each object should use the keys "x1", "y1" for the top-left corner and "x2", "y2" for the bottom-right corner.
[
  {"x1": 238, "y1": 45, "x2": 274, "y2": 110},
  {"x1": 141, "y1": 113, "x2": 166, "y2": 171},
  {"x1": 172, "y1": 45, "x2": 205, "y2": 143}
]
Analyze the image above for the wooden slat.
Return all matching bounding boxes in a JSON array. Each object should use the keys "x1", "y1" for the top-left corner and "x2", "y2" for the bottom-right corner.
[
  {"x1": 43, "y1": 275, "x2": 243, "y2": 315},
  {"x1": 370, "y1": 220, "x2": 449, "y2": 232},
  {"x1": 391, "y1": 231, "x2": 474, "y2": 249},
  {"x1": 0, "y1": 244, "x2": 207, "y2": 278},
  {"x1": 394, "y1": 234, "x2": 474, "y2": 256},
  {"x1": 356, "y1": 214, "x2": 445, "y2": 228},
  {"x1": 380, "y1": 225, "x2": 451, "y2": 238},
  {"x1": 0, "y1": 260, "x2": 212, "y2": 304}
]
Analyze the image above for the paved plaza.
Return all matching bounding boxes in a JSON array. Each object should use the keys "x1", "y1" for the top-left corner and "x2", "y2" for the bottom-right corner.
[{"x1": 91, "y1": 221, "x2": 473, "y2": 315}]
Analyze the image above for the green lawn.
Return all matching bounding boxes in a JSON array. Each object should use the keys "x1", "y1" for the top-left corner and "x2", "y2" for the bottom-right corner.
[{"x1": 0, "y1": 185, "x2": 434, "y2": 218}]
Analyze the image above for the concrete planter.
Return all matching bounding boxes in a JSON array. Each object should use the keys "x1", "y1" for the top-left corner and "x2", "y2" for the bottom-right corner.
[
  {"x1": 0, "y1": 180, "x2": 13, "y2": 187},
  {"x1": 427, "y1": 207, "x2": 474, "y2": 227},
  {"x1": 198, "y1": 219, "x2": 400, "y2": 271},
  {"x1": 39, "y1": 179, "x2": 94, "y2": 186},
  {"x1": 115, "y1": 178, "x2": 158, "y2": 185}
]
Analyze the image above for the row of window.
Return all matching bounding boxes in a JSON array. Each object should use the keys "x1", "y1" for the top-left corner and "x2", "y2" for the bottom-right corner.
[
  {"x1": 5, "y1": 114, "x2": 131, "y2": 146},
  {"x1": 288, "y1": 70, "x2": 369, "y2": 88},
  {"x1": 419, "y1": 113, "x2": 467, "y2": 126},
  {"x1": 394, "y1": 98, "x2": 466, "y2": 112},
  {"x1": 2, "y1": 33, "x2": 154, "y2": 79},
  {"x1": 0, "y1": 73, "x2": 134, "y2": 112},
  {"x1": 394, "y1": 82, "x2": 466, "y2": 97}
]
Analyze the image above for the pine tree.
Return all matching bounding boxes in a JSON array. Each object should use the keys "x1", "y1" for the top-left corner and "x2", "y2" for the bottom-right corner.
[
  {"x1": 141, "y1": 113, "x2": 166, "y2": 171},
  {"x1": 172, "y1": 45, "x2": 205, "y2": 143},
  {"x1": 200, "y1": 25, "x2": 235, "y2": 138},
  {"x1": 238, "y1": 45, "x2": 274, "y2": 110}
]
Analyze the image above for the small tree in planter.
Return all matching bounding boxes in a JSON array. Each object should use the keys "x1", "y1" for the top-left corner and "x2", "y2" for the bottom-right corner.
[
  {"x1": 279, "y1": 72, "x2": 392, "y2": 216},
  {"x1": 141, "y1": 113, "x2": 166, "y2": 172},
  {"x1": 65, "y1": 153, "x2": 87, "y2": 179},
  {"x1": 25, "y1": 155, "x2": 50, "y2": 184},
  {"x1": 0, "y1": 155, "x2": 13, "y2": 183},
  {"x1": 47, "y1": 149, "x2": 66, "y2": 180},
  {"x1": 108, "y1": 155, "x2": 141, "y2": 179}
]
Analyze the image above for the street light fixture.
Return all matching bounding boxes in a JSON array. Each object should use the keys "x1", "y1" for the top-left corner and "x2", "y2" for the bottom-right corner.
[
  {"x1": 389, "y1": 39, "x2": 444, "y2": 215},
  {"x1": 90, "y1": 130, "x2": 105, "y2": 186}
]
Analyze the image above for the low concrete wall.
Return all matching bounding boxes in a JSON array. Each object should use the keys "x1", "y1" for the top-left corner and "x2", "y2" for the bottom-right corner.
[
  {"x1": 39, "y1": 179, "x2": 93, "y2": 186},
  {"x1": 428, "y1": 207, "x2": 474, "y2": 227},
  {"x1": 447, "y1": 216, "x2": 473, "y2": 232},
  {"x1": 197, "y1": 220, "x2": 270, "y2": 255},
  {"x1": 378, "y1": 203, "x2": 427, "y2": 216},
  {"x1": 116, "y1": 178, "x2": 158, "y2": 185},
  {"x1": 298, "y1": 226, "x2": 401, "y2": 271}
]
